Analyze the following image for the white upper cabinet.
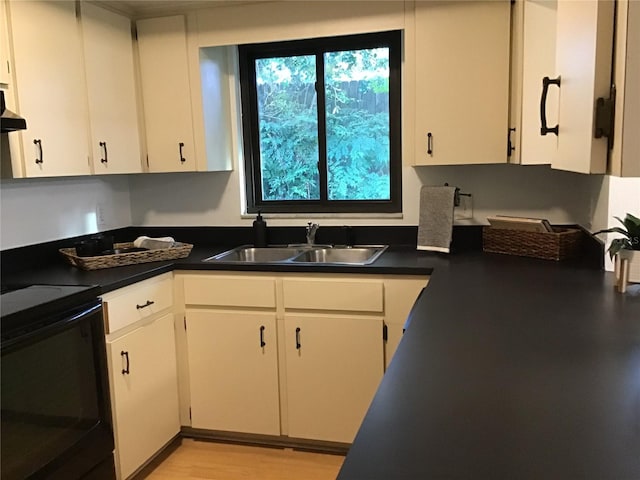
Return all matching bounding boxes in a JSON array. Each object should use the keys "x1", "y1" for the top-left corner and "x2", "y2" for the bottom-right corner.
[
  {"x1": 411, "y1": 0, "x2": 511, "y2": 166},
  {"x1": 0, "y1": 0, "x2": 11, "y2": 85},
  {"x1": 136, "y1": 15, "x2": 196, "y2": 173},
  {"x1": 81, "y1": 2, "x2": 142, "y2": 174},
  {"x1": 513, "y1": 0, "x2": 615, "y2": 173},
  {"x1": 9, "y1": 0, "x2": 91, "y2": 177},
  {"x1": 512, "y1": 0, "x2": 559, "y2": 165},
  {"x1": 610, "y1": 0, "x2": 640, "y2": 178},
  {"x1": 553, "y1": 0, "x2": 614, "y2": 174}
]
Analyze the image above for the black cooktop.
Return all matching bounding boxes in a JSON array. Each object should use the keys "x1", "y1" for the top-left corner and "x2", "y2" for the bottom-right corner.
[{"x1": 1, "y1": 284, "x2": 101, "y2": 341}]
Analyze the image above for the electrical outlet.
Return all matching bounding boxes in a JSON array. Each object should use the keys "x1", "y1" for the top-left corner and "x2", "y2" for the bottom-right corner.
[
  {"x1": 96, "y1": 203, "x2": 107, "y2": 230},
  {"x1": 454, "y1": 195, "x2": 473, "y2": 221}
]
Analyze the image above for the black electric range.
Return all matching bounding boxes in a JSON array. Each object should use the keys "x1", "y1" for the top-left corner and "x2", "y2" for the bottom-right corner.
[
  {"x1": 1, "y1": 283, "x2": 115, "y2": 479},
  {"x1": 0, "y1": 284, "x2": 101, "y2": 342}
]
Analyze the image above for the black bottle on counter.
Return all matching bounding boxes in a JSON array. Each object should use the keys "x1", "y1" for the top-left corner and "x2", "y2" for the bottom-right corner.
[{"x1": 253, "y1": 211, "x2": 267, "y2": 247}]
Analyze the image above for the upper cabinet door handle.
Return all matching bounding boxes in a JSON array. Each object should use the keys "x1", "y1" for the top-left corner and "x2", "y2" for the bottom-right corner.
[
  {"x1": 259, "y1": 325, "x2": 266, "y2": 348},
  {"x1": 540, "y1": 76, "x2": 561, "y2": 136},
  {"x1": 179, "y1": 142, "x2": 186, "y2": 163},
  {"x1": 99, "y1": 141, "x2": 108, "y2": 164},
  {"x1": 427, "y1": 132, "x2": 433, "y2": 156},
  {"x1": 34, "y1": 139, "x2": 43, "y2": 164},
  {"x1": 507, "y1": 127, "x2": 516, "y2": 157}
]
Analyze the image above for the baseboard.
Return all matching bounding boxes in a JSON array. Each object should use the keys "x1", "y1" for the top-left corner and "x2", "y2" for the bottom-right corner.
[
  {"x1": 129, "y1": 434, "x2": 182, "y2": 480},
  {"x1": 180, "y1": 427, "x2": 349, "y2": 456}
]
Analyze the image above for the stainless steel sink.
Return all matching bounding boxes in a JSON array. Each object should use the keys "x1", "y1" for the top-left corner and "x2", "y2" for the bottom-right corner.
[
  {"x1": 203, "y1": 247, "x2": 304, "y2": 263},
  {"x1": 203, "y1": 245, "x2": 388, "y2": 265},
  {"x1": 289, "y1": 246, "x2": 387, "y2": 265}
]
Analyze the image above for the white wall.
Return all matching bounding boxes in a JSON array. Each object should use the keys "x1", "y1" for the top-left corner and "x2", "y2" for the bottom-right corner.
[
  {"x1": 592, "y1": 175, "x2": 640, "y2": 271},
  {"x1": 0, "y1": 167, "x2": 625, "y2": 253},
  {"x1": 0, "y1": 176, "x2": 131, "y2": 249},
  {"x1": 128, "y1": 163, "x2": 605, "y2": 228}
]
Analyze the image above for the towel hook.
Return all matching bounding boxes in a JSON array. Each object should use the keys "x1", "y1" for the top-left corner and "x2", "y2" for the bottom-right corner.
[{"x1": 444, "y1": 183, "x2": 472, "y2": 207}]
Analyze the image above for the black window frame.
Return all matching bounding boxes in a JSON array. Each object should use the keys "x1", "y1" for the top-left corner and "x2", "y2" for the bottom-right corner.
[{"x1": 238, "y1": 30, "x2": 402, "y2": 214}]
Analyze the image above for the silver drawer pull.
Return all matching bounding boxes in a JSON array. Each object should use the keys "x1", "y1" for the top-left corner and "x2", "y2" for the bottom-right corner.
[{"x1": 136, "y1": 300, "x2": 155, "y2": 310}]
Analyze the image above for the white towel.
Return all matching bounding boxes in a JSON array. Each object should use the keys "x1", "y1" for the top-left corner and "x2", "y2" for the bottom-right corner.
[
  {"x1": 417, "y1": 186, "x2": 456, "y2": 253},
  {"x1": 133, "y1": 236, "x2": 176, "y2": 249}
]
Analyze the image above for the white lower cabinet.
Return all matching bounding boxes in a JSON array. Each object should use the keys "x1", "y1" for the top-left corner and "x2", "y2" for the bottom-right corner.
[
  {"x1": 177, "y1": 271, "x2": 428, "y2": 445},
  {"x1": 382, "y1": 276, "x2": 429, "y2": 368},
  {"x1": 102, "y1": 273, "x2": 179, "y2": 480},
  {"x1": 284, "y1": 313, "x2": 383, "y2": 443},
  {"x1": 186, "y1": 310, "x2": 280, "y2": 435},
  {"x1": 281, "y1": 275, "x2": 385, "y2": 443},
  {"x1": 106, "y1": 313, "x2": 180, "y2": 480}
]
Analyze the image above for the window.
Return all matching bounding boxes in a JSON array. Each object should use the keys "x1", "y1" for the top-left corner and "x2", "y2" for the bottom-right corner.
[{"x1": 239, "y1": 31, "x2": 402, "y2": 214}]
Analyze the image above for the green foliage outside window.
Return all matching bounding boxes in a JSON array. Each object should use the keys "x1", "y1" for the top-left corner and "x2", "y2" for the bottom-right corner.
[{"x1": 255, "y1": 48, "x2": 391, "y2": 202}]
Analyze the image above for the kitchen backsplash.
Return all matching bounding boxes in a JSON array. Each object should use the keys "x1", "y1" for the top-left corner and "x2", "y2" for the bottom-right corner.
[{"x1": 0, "y1": 162, "x2": 612, "y2": 250}]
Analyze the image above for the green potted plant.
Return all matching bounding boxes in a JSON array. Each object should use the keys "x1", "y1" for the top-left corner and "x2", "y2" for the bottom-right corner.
[{"x1": 594, "y1": 213, "x2": 640, "y2": 283}]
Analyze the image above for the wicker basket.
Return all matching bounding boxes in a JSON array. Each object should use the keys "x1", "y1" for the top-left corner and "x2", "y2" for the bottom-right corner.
[
  {"x1": 482, "y1": 227, "x2": 582, "y2": 261},
  {"x1": 60, "y1": 242, "x2": 193, "y2": 271}
]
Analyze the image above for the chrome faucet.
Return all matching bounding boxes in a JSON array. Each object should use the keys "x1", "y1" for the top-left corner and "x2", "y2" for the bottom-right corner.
[{"x1": 306, "y1": 222, "x2": 319, "y2": 245}]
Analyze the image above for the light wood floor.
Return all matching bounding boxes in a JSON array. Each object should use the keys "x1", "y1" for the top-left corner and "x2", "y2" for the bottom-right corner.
[{"x1": 145, "y1": 439, "x2": 345, "y2": 480}]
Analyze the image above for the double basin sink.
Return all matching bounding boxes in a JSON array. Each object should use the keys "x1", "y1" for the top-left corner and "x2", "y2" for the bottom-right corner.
[{"x1": 204, "y1": 244, "x2": 388, "y2": 265}]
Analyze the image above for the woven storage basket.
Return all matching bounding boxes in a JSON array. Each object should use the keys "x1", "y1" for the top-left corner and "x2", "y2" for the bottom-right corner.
[
  {"x1": 482, "y1": 227, "x2": 582, "y2": 261},
  {"x1": 60, "y1": 242, "x2": 193, "y2": 271}
]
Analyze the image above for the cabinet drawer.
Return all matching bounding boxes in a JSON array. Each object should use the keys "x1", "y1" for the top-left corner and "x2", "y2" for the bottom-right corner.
[
  {"x1": 103, "y1": 273, "x2": 173, "y2": 334},
  {"x1": 183, "y1": 275, "x2": 276, "y2": 308},
  {"x1": 283, "y1": 278, "x2": 383, "y2": 313}
]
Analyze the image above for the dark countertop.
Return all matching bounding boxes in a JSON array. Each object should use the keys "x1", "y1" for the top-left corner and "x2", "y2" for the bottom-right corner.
[
  {"x1": 338, "y1": 253, "x2": 640, "y2": 480},
  {"x1": 3, "y1": 236, "x2": 638, "y2": 477},
  {"x1": 1, "y1": 245, "x2": 435, "y2": 294}
]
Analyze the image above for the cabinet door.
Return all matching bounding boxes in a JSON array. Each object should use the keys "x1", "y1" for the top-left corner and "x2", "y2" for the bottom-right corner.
[
  {"x1": 0, "y1": 0, "x2": 10, "y2": 85},
  {"x1": 610, "y1": 0, "x2": 640, "y2": 178},
  {"x1": 382, "y1": 277, "x2": 428, "y2": 369},
  {"x1": 107, "y1": 313, "x2": 180, "y2": 480},
  {"x1": 9, "y1": 0, "x2": 90, "y2": 177},
  {"x1": 186, "y1": 310, "x2": 280, "y2": 435},
  {"x1": 284, "y1": 313, "x2": 384, "y2": 443},
  {"x1": 81, "y1": 3, "x2": 142, "y2": 174},
  {"x1": 552, "y1": 0, "x2": 614, "y2": 174},
  {"x1": 413, "y1": 1, "x2": 511, "y2": 166},
  {"x1": 518, "y1": 0, "x2": 558, "y2": 165},
  {"x1": 136, "y1": 15, "x2": 196, "y2": 172}
]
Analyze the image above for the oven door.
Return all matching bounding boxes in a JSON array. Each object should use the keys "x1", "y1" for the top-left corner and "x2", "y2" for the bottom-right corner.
[{"x1": 1, "y1": 300, "x2": 114, "y2": 480}]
